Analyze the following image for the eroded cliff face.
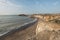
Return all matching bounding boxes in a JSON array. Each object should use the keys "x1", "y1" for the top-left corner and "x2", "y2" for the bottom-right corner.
[
  {"x1": 36, "y1": 19, "x2": 60, "y2": 34},
  {"x1": 35, "y1": 14, "x2": 60, "y2": 40}
]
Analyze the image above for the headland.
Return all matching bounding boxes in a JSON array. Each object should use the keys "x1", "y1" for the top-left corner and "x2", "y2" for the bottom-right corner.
[{"x1": 1, "y1": 14, "x2": 60, "y2": 40}]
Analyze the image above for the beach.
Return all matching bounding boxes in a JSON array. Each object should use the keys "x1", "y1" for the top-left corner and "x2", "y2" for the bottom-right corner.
[{"x1": 1, "y1": 19, "x2": 38, "y2": 40}]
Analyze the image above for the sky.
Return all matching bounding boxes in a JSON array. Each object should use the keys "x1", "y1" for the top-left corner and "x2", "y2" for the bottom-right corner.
[{"x1": 0, "y1": 0, "x2": 60, "y2": 15}]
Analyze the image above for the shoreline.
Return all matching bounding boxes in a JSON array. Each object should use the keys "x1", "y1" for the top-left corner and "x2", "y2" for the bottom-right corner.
[
  {"x1": 0, "y1": 14, "x2": 60, "y2": 40},
  {"x1": 0, "y1": 18, "x2": 38, "y2": 40}
]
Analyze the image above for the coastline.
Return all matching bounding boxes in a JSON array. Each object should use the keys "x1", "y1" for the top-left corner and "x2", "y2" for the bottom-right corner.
[
  {"x1": 0, "y1": 18, "x2": 38, "y2": 40},
  {"x1": 0, "y1": 14, "x2": 60, "y2": 40}
]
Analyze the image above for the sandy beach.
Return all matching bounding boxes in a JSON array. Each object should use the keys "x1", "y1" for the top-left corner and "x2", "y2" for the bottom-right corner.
[{"x1": 1, "y1": 20, "x2": 38, "y2": 40}]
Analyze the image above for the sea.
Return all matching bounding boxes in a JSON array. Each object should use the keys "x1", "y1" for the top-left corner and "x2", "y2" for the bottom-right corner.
[{"x1": 0, "y1": 15, "x2": 34, "y2": 35}]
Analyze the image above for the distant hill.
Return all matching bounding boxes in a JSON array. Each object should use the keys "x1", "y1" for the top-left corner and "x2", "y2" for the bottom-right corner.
[{"x1": 18, "y1": 14, "x2": 28, "y2": 16}]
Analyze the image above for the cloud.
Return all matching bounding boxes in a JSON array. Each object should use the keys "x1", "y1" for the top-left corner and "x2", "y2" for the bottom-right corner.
[{"x1": 0, "y1": 0, "x2": 22, "y2": 15}]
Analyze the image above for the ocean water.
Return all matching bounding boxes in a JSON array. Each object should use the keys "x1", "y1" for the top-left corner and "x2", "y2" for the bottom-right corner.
[{"x1": 0, "y1": 15, "x2": 34, "y2": 34}]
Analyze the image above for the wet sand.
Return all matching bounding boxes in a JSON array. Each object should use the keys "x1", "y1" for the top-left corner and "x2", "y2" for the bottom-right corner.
[{"x1": 1, "y1": 21, "x2": 38, "y2": 40}]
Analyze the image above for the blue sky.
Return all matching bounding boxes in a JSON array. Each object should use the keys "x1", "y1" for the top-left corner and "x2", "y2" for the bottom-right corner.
[{"x1": 0, "y1": 0, "x2": 60, "y2": 15}]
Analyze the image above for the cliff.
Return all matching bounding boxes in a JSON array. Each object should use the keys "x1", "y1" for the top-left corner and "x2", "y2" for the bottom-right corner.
[
  {"x1": 36, "y1": 19, "x2": 60, "y2": 40},
  {"x1": 29, "y1": 14, "x2": 60, "y2": 40},
  {"x1": 35, "y1": 14, "x2": 60, "y2": 40}
]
